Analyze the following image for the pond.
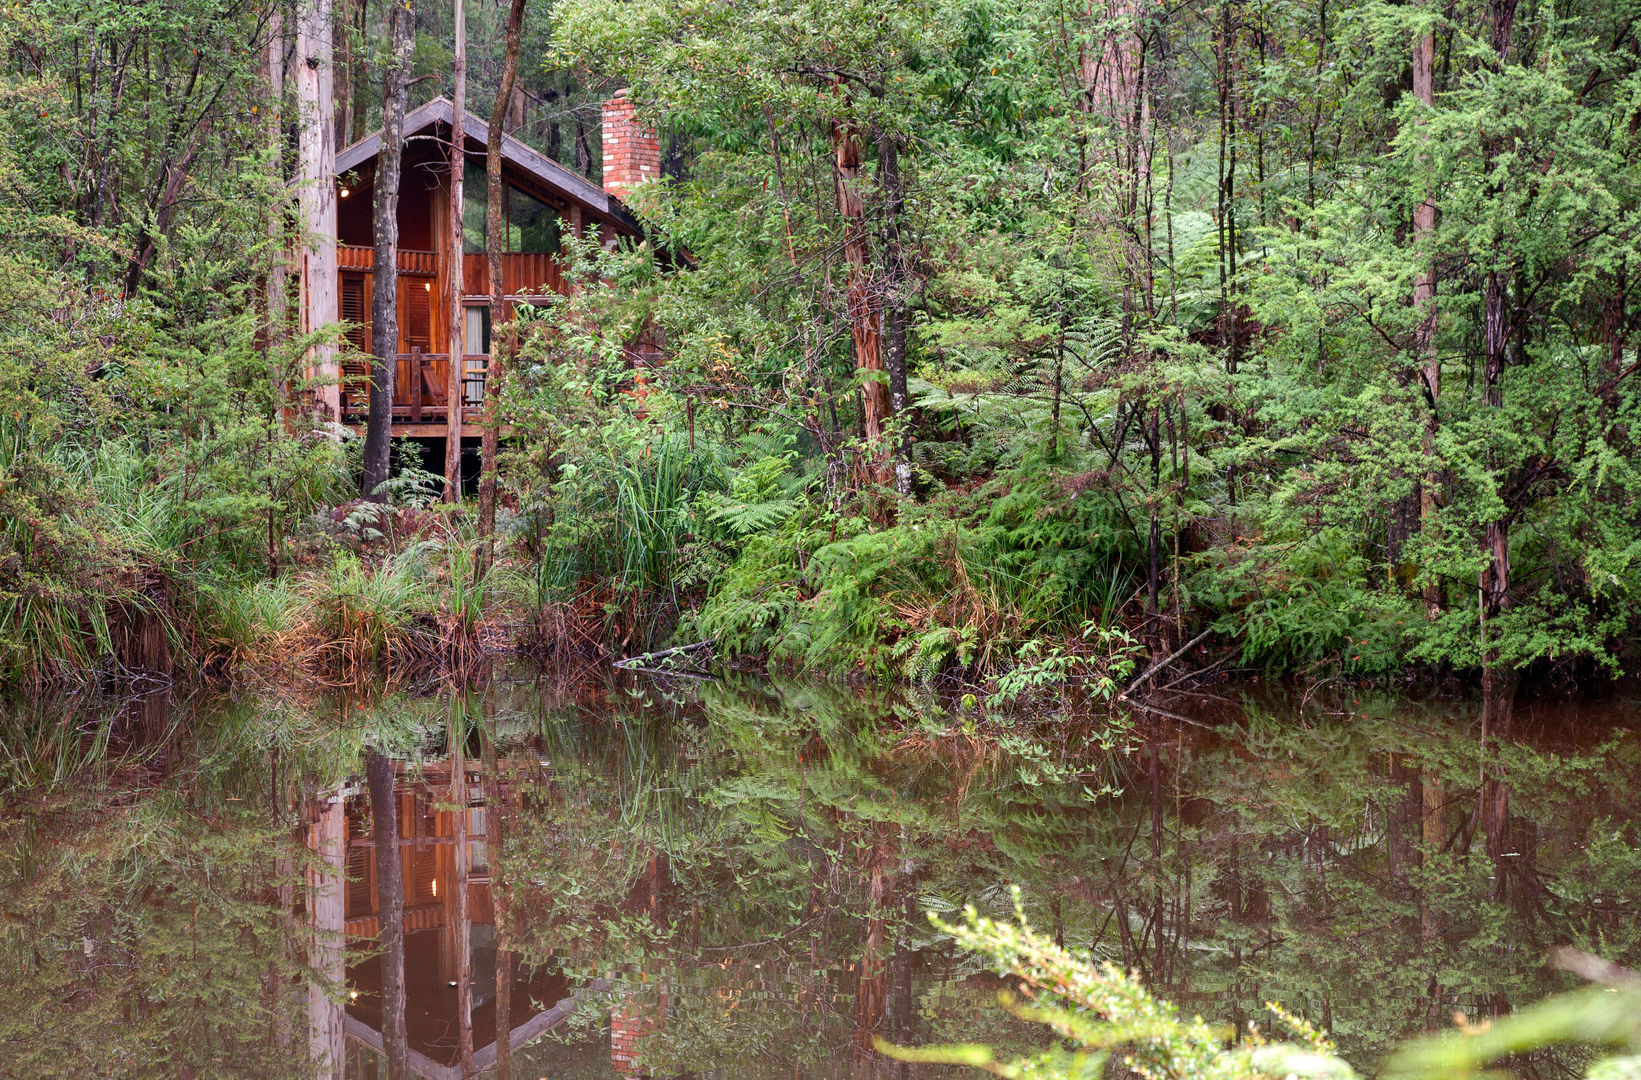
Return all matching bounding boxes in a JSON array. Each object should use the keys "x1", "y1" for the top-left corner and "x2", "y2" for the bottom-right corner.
[{"x1": 2, "y1": 676, "x2": 1637, "y2": 1078}]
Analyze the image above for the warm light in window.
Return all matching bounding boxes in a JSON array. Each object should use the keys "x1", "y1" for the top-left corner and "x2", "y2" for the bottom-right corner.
[
  {"x1": 424, "y1": 282, "x2": 431, "y2": 291},
  {"x1": 432, "y1": 878, "x2": 438, "y2": 896}
]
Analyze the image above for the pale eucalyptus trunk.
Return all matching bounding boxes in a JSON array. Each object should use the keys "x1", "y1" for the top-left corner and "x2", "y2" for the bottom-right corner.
[{"x1": 443, "y1": 0, "x2": 467, "y2": 500}]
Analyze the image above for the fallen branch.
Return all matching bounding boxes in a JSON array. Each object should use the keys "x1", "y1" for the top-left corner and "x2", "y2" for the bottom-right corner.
[
  {"x1": 613, "y1": 637, "x2": 717, "y2": 671},
  {"x1": 626, "y1": 665, "x2": 717, "y2": 681},
  {"x1": 1117, "y1": 629, "x2": 1213, "y2": 702}
]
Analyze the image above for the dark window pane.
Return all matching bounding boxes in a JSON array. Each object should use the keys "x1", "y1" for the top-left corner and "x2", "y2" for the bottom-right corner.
[
  {"x1": 507, "y1": 185, "x2": 561, "y2": 253},
  {"x1": 462, "y1": 158, "x2": 488, "y2": 254}
]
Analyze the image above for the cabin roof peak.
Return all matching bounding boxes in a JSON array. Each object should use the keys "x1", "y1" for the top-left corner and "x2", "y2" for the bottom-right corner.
[{"x1": 337, "y1": 96, "x2": 640, "y2": 233}]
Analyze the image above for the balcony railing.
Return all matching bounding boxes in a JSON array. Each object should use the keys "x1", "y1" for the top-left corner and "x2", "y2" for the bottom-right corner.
[
  {"x1": 340, "y1": 348, "x2": 489, "y2": 426},
  {"x1": 338, "y1": 246, "x2": 564, "y2": 297}
]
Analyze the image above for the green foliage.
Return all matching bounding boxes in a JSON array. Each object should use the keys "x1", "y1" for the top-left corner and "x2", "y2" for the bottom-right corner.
[{"x1": 883, "y1": 893, "x2": 1358, "y2": 1079}]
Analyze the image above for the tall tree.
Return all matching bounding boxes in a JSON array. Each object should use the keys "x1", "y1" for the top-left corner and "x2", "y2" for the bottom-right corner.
[
  {"x1": 362, "y1": 0, "x2": 416, "y2": 500},
  {"x1": 1412, "y1": 7, "x2": 1440, "y2": 619},
  {"x1": 833, "y1": 112, "x2": 889, "y2": 474},
  {"x1": 479, "y1": 0, "x2": 530, "y2": 552},
  {"x1": 444, "y1": 0, "x2": 468, "y2": 500},
  {"x1": 297, "y1": 0, "x2": 341, "y2": 422}
]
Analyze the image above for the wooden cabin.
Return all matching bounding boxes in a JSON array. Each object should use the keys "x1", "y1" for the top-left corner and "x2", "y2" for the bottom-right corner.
[{"x1": 325, "y1": 94, "x2": 656, "y2": 447}]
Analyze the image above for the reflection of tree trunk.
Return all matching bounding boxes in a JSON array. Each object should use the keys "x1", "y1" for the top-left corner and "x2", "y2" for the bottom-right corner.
[
  {"x1": 1420, "y1": 770, "x2": 1445, "y2": 1029},
  {"x1": 1420, "y1": 773, "x2": 1445, "y2": 934},
  {"x1": 853, "y1": 839, "x2": 894, "y2": 1060},
  {"x1": 307, "y1": 796, "x2": 346, "y2": 1080},
  {"x1": 1479, "y1": 683, "x2": 1514, "y2": 901},
  {"x1": 452, "y1": 724, "x2": 475, "y2": 1076},
  {"x1": 367, "y1": 753, "x2": 409, "y2": 1080},
  {"x1": 482, "y1": 722, "x2": 512, "y2": 1080}
]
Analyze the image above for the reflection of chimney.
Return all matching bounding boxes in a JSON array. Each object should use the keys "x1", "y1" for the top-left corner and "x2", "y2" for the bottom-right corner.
[
  {"x1": 601, "y1": 90, "x2": 660, "y2": 200},
  {"x1": 610, "y1": 988, "x2": 668, "y2": 1078}
]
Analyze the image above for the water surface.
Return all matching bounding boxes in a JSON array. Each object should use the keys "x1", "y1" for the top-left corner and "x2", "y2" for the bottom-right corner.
[{"x1": 2, "y1": 677, "x2": 1637, "y2": 1078}]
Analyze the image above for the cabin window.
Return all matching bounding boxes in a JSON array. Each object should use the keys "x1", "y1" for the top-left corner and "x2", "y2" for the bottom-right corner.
[
  {"x1": 460, "y1": 158, "x2": 562, "y2": 255},
  {"x1": 463, "y1": 305, "x2": 490, "y2": 354},
  {"x1": 462, "y1": 159, "x2": 489, "y2": 254},
  {"x1": 507, "y1": 186, "x2": 560, "y2": 253},
  {"x1": 463, "y1": 305, "x2": 490, "y2": 405}
]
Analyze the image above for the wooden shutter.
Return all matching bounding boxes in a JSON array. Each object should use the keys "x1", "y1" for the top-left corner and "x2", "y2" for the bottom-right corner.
[
  {"x1": 401, "y1": 278, "x2": 432, "y2": 351},
  {"x1": 340, "y1": 274, "x2": 369, "y2": 354}
]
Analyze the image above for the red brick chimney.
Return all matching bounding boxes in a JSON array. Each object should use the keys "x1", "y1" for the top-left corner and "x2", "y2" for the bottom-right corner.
[{"x1": 601, "y1": 90, "x2": 660, "y2": 200}]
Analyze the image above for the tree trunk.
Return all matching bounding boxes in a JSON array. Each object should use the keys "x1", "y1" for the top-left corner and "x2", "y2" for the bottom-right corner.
[
  {"x1": 832, "y1": 108, "x2": 888, "y2": 477},
  {"x1": 877, "y1": 128, "x2": 912, "y2": 495},
  {"x1": 367, "y1": 752, "x2": 409, "y2": 1080},
  {"x1": 1478, "y1": 0, "x2": 1517, "y2": 692},
  {"x1": 263, "y1": 2, "x2": 289, "y2": 398},
  {"x1": 480, "y1": 0, "x2": 528, "y2": 556},
  {"x1": 297, "y1": 0, "x2": 341, "y2": 422},
  {"x1": 334, "y1": 0, "x2": 352, "y2": 150},
  {"x1": 443, "y1": 0, "x2": 467, "y2": 500},
  {"x1": 1413, "y1": 17, "x2": 1441, "y2": 618},
  {"x1": 363, "y1": 0, "x2": 414, "y2": 500}
]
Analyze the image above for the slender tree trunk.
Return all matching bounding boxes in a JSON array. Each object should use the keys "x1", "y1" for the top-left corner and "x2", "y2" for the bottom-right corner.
[
  {"x1": 832, "y1": 108, "x2": 888, "y2": 478},
  {"x1": 334, "y1": 0, "x2": 352, "y2": 150},
  {"x1": 1478, "y1": 0, "x2": 1517, "y2": 698},
  {"x1": 1413, "y1": 17, "x2": 1442, "y2": 618},
  {"x1": 480, "y1": 0, "x2": 528, "y2": 556},
  {"x1": 367, "y1": 752, "x2": 409, "y2": 1080},
  {"x1": 444, "y1": 0, "x2": 467, "y2": 500},
  {"x1": 877, "y1": 128, "x2": 912, "y2": 496},
  {"x1": 363, "y1": 0, "x2": 414, "y2": 500},
  {"x1": 263, "y1": 2, "x2": 289, "y2": 395},
  {"x1": 297, "y1": 0, "x2": 341, "y2": 422}
]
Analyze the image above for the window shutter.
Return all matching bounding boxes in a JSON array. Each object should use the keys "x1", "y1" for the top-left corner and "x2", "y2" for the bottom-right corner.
[
  {"x1": 402, "y1": 278, "x2": 432, "y2": 351},
  {"x1": 340, "y1": 274, "x2": 369, "y2": 354}
]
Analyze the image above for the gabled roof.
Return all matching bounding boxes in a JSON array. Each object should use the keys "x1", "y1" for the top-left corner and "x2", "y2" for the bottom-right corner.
[{"x1": 338, "y1": 97, "x2": 641, "y2": 235}]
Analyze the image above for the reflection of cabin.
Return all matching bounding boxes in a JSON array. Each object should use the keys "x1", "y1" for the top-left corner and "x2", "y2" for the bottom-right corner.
[
  {"x1": 327, "y1": 94, "x2": 654, "y2": 444},
  {"x1": 337, "y1": 761, "x2": 580, "y2": 1079}
]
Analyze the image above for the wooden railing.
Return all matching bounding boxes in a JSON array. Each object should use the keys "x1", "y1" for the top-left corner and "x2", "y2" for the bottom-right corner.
[
  {"x1": 338, "y1": 245, "x2": 563, "y2": 297},
  {"x1": 341, "y1": 349, "x2": 490, "y2": 424},
  {"x1": 338, "y1": 246, "x2": 439, "y2": 275}
]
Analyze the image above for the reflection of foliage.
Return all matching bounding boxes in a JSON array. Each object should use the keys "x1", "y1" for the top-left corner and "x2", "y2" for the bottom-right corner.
[
  {"x1": 882, "y1": 894, "x2": 1358, "y2": 1079},
  {"x1": 889, "y1": 900, "x2": 1641, "y2": 1080},
  {"x1": 0, "y1": 695, "x2": 332, "y2": 1079},
  {"x1": 3, "y1": 681, "x2": 1638, "y2": 1077},
  {"x1": 482, "y1": 681, "x2": 1641, "y2": 1073}
]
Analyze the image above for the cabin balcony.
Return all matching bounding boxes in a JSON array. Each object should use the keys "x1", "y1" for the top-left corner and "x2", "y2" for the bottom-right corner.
[
  {"x1": 337, "y1": 245, "x2": 564, "y2": 437},
  {"x1": 340, "y1": 349, "x2": 493, "y2": 439}
]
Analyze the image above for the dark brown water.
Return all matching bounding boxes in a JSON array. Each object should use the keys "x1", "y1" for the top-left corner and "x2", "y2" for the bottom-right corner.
[{"x1": 2, "y1": 676, "x2": 1637, "y2": 1078}]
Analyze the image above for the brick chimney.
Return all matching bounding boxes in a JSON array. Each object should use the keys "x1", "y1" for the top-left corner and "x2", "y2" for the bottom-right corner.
[{"x1": 601, "y1": 90, "x2": 660, "y2": 200}]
